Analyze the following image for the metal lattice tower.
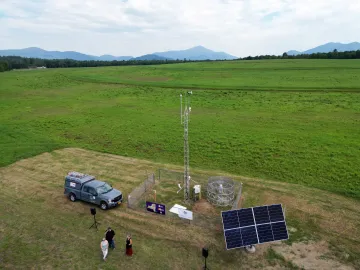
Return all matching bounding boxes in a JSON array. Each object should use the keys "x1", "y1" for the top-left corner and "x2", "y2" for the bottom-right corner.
[{"x1": 180, "y1": 91, "x2": 192, "y2": 201}]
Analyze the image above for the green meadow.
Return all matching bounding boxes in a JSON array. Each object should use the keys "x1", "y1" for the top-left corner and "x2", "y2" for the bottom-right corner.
[{"x1": 1, "y1": 59, "x2": 360, "y2": 198}]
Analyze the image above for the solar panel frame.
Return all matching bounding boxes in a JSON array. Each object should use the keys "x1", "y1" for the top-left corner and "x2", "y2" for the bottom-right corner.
[{"x1": 221, "y1": 203, "x2": 289, "y2": 250}]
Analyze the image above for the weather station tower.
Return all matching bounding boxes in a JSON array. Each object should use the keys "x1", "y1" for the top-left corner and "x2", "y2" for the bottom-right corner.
[{"x1": 180, "y1": 91, "x2": 192, "y2": 202}]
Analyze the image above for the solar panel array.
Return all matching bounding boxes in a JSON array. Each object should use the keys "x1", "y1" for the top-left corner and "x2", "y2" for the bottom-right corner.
[{"x1": 221, "y1": 204, "x2": 289, "y2": 250}]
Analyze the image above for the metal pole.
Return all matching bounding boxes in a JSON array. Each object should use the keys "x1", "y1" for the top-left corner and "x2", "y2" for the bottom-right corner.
[
  {"x1": 181, "y1": 91, "x2": 192, "y2": 202},
  {"x1": 180, "y1": 94, "x2": 183, "y2": 124}
]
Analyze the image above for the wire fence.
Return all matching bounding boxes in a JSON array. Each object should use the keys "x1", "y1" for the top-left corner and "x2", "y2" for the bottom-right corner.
[
  {"x1": 125, "y1": 168, "x2": 243, "y2": 230},
  {"x1": 127, "y1": 173, "x2": 155, "y2": 209},
  {"x1": 158, "y1": 168, "x2": 243, "y2": 207},
  {"x1": 137, "y1": 169, "x2": 243, "y2": 228},
  {"x1": 232, "y1": 182, "x2": 243, "y2": 210}
]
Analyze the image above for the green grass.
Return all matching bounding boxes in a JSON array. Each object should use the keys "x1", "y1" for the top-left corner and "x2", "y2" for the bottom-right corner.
[
  {"x1": 65, "y1": 59, "x2": 360, "y2": 91},
  {"x1": 1, "y1": 59, "x2": 360, "y2": 199},
  {"x1": 266, "y1": 247, "x2": 302, "y2": 269},
  {"x1": 1, "y1": 148, "x2": 360, "y2": 269}
]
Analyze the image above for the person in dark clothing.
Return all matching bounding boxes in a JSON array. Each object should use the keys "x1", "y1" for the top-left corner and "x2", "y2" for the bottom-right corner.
[
  {"x1": 105, "y1": 227, "x2": 116, "y2": 249},
  {"x1": 125, "y1": 234, "x2": 133, "y2": 256}
]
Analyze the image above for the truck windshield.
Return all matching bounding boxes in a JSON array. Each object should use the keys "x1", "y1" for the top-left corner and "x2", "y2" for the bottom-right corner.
[{"x1": 96, "y1": 183, "x2": 113, "y2": 194}]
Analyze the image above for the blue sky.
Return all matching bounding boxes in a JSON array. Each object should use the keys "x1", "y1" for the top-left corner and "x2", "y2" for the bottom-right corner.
[
  {"x1": 262, "y1": 12, "x2": 281, "y2": 22},
  {"x1": 0, "y1": 0, "x2": 359, "y2": 57}
]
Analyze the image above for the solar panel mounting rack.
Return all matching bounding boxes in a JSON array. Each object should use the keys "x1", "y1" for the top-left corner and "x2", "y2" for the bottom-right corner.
[{"x1": 221, "y1": 204, "x2": 289, "y2": 250}]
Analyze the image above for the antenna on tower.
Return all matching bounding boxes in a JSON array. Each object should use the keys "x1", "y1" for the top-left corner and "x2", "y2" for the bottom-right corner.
[{"x1": 180, "y1": 91, "x2": 192, "y2": 202}]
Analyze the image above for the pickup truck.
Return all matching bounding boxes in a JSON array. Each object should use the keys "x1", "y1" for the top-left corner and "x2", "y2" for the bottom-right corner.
[{"x1": 64, "y1": 171, "x2": 123, "y2": 210}]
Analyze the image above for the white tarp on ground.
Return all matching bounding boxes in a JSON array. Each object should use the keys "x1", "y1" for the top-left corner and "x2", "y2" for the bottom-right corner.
[
  {"x1": 169, "y1": 204, "x2": 187, "y2": 214},
  {"x1": 178, "y1": 209, "x2": 193, "y2": 220}
]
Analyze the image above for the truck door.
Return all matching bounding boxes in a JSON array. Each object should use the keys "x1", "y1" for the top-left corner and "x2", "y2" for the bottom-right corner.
[
  {"x1": 82, "y1": 186, "x2": 95, "y2": 203},
  {"x1": 87, "y1": 187, "x2": 97, "y2": 204}
]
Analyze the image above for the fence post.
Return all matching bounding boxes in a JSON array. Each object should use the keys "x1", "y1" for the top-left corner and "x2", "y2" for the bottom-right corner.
[{"x1": 232, "y1": 182, "x2": 243, "y2": 210}]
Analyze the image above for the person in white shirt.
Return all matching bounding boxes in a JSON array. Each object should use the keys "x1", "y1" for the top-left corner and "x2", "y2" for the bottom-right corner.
[{"x1": 100, "y1": 238, "x2": 109, "y2": 261}]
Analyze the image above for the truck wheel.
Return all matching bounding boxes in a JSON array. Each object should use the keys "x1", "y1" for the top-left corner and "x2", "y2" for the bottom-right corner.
[
  {"x1": 100, "y1": 201, "x2": 108, "y2": 210},
  {"x1": 69, "y1": 193, "x2": 76, "y2": 202}
]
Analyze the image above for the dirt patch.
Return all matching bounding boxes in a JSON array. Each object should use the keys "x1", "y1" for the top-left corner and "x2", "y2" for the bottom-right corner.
[
  {"x1": 192, "y1": 199, "x2": 217, "y2": 215},
  {"x1": 272, "y1": 241, "x2": 355, "y2": 270}
]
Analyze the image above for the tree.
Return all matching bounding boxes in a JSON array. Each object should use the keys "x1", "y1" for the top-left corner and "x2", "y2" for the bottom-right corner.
[
  {"x1": 282, "y1": 52, "x2": 288, "y2": 58},
  {"x1": 356, "y1": 50, "x2": 360, "y2": 59},
  {"x1": 0, "y1": 61, "x2": 9, "y2": 72}
]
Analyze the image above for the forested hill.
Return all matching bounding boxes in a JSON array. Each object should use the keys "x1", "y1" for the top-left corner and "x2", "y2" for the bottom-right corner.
[{"x1": 1, "y1": 49, "x2": 360, "y2": 72}]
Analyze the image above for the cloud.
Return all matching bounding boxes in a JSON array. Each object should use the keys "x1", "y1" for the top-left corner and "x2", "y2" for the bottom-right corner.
[{"x1": 0, "y1": 0, "x2": 359, "y2": 57}]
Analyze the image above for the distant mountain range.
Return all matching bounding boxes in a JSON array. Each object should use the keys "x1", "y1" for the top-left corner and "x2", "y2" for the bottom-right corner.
[
  {"x1": 132, "y1": 54, "x2": 170, "y2": 61},
  {"x1": 0, "y1": 46, "x2": 237, "y2": 61},
  {"x1": 3, "y1": 42, "x2": 358, "y2": 61},
  {"x1": 287, "y1": 42, "x2": 360, "y2": 55},
  {"x1": 0, "y1": 47, "x2": 132, "y2": 61},
  {"x1": 154, "y1": 46, "x2": 237, "y2": 60}
]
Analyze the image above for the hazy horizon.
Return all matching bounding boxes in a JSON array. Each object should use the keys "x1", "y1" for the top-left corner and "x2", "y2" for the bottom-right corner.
[{"x1": 1, "y1": 0, "x2": 359, "y2": 57}]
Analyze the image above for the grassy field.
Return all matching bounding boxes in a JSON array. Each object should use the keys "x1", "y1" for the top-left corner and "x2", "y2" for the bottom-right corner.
[
  {"x1": 1, "y1": 59, "x2": 359, "y2": 199},
  {"x1": 1, "y1": 148, "x2": 359, "y2": 269},
  {"x1": 66, "y1": 59, "x2": 360, "y2": 91}
]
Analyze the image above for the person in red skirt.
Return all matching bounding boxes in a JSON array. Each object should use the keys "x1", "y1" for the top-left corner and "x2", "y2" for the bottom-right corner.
[{"x1": 125, "y1": 234, "x2": 133, "y2": 256}]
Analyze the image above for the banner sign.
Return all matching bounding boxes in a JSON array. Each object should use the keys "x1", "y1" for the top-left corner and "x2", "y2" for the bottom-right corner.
[{"x1": 146, "y1": 201, "x2": 166, "y2": 215}]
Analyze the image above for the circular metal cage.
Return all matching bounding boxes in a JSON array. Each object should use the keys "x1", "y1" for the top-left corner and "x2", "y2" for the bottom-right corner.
[{"x1": 206, "y1": 176, "x2": 235, "y2": 206}]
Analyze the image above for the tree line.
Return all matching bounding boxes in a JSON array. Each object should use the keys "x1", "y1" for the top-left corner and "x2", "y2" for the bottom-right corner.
[
  {"x1": 0, "y1": 56, "x2": 202, "y2": 72},
  {"x1": 240, "y1": 49, "x2": 360, "y2": 60},
  {"x1": 1, "y1": 49, "x2": 360, "y2": 72}
]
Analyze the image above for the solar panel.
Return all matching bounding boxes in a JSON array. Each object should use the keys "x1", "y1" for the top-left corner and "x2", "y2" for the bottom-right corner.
[
  {"x1": 221, "y1": 204, "x2": 288, "y2": 250},
  {"x1": 240, "y1": 226, "x2": 258, "y2": 246},
  {"x1": 221, "y1": 210, "x2": 239, "y2": 230},
  {"x1": 268, "y1": 204, "x2": 285, "y2": 222},
  {"x1": 271, "y1": 222, "x2": 289, "y2": 241},
  {"x1": 224, "y1": 228, "x2": 242, "y2": 249},
  {"x1": 238, "y1": 208, "x2": 254, "y2": 227}
]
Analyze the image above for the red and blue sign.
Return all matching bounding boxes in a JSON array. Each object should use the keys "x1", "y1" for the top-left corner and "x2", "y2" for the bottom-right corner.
[{"x1": 146, "y1": 201, "x2": 166, "y2": 215}]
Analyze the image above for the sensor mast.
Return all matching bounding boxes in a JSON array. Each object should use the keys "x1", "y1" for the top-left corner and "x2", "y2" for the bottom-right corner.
[{"x1": 180, "y1": 91, "x2": 192, "y2": 201}]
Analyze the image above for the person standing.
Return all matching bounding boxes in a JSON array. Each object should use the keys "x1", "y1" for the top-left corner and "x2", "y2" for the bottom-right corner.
[
  {"x1": 105, "y1": 227, "x2": 116, "y2": 249},
  {"x1": 125, "y1": 234, "x2": 133, "y2": 256},
  {"x1": 100, "y1": 238, "x2": 109, "y2": 261}
]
